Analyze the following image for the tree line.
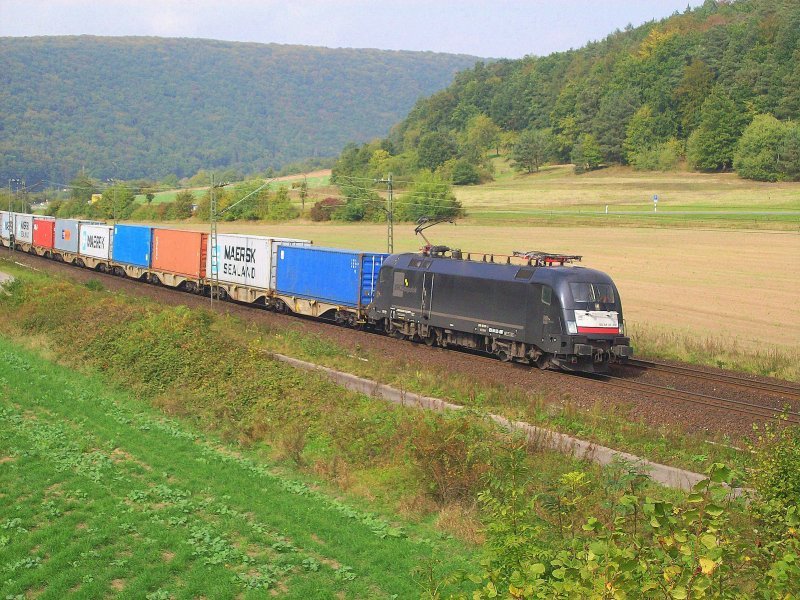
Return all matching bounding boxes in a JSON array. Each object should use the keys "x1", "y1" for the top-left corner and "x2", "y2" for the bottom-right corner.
[
  {"x1": 0, "y1": 36, "x2": 479, "y2": 184},
  {"x1": 331, "y1": 0, "x2": 800, "y2": 187},
  {"x1": 43, "y1": 172, "x2": 298, "y2": 223}
]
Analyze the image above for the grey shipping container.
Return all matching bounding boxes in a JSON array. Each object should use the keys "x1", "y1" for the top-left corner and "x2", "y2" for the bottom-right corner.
[
  {"x1": 14, "y1": 213, "x2": 33, "y2": 244},
  {"x1": 55, "y1": 219, "x2": 102, "y2": 254}
]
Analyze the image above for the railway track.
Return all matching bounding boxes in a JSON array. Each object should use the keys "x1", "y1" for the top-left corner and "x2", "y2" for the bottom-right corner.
[
  {"x1": 624, "y1": 358, "x2": 800, "y2": 402},
  {"x1": 599, "y1": 373, "x2": 800, "y2": 425}
]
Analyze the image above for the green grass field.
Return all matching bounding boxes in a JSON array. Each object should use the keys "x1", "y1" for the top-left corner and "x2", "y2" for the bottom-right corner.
[
  {"x1": 134, "y1": 173, "x2": 331, "y2": 205},
  {"x1": 133, "y1": 188, "x2": 205, "y2": 205},
  {"x1": 456, "y1": 160, "x2": 800, "y2": 212},
  {"x1": 0, "y1": 337, "x2": 475, "y2": 599}
]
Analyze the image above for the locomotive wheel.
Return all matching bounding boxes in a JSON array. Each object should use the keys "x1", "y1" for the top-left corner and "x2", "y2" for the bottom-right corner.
[{"x1": 423, "y1": 335, "x2": 436, "y2": 347}]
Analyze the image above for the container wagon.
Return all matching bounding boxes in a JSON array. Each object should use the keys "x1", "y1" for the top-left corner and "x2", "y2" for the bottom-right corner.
[
  {"x1": 275, "y1": 245, "x2": 387, "y2": 324},
  {"x1": 111, "y1": 224, "x2": 153, "y2": 277},
  {"x1": 32, "y1": 217, "x2": 56, "y2": 255},
  {"x1": 52, "y1": 219, "x2": 103, "y2": 263},
  {"x1": 151, "y1": 229, "x2": 208, "y2": 291},
  {"x1": 13, "y1": 213, "x2": 33, "y2": 249},
  {"x1": 0, "y1": 212, "x2": 11, "y2": 247}
]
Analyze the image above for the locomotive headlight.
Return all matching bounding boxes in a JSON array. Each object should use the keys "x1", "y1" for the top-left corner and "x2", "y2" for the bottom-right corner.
[{"x1": 566, "y1": 321, "x2": 577, "y2": 335}]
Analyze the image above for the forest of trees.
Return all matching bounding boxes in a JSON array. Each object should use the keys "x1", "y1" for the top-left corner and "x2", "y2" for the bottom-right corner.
[
  {"x1": 0, "y1": 37, "x2": 479, "y2": 185},
  {"x1": 332, "y1": 0, "x2": 800, "y2": 186}
]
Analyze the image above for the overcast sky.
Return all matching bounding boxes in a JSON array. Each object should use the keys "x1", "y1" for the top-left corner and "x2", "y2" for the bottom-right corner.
[{"x1": 0, "y1": 1, "x2": 705, "y2": 59}]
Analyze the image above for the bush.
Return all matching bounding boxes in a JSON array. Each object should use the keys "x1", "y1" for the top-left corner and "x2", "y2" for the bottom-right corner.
[
  {"x1": 408, "y1": 412, "x2": 493, "y2": 504},
  {"x1": 750, "y1": 423, "x2": 800, "y2": 504},
  {"x1": 735, "y1": 114, "x2": 800, "y2": 182},
  {"x1": 630, "y1": 138, "x2": 683, "y2": 171},
  {"x1": 263, "y1": 186, "x2": 298, "y2": 221},
  {"x1": 451, "y1": 160, "x2": 481, "y2": 185},
  {"x1": 309, "y1": 197, "x2": 344, "y2": 221},
  {"x1": 331, "y1": 184, "x2": 384, "y2": 222},
  {"x1": 394, "y1": 171, "x2": 462, "y2": 222}
]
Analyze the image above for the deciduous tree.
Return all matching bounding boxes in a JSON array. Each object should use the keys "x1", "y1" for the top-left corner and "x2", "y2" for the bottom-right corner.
[{"x1": 511, "y1": 128, "x2": 554, "y2": 173}]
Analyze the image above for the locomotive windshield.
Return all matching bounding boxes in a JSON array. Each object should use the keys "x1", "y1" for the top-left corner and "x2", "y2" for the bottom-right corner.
[{"x1": 570, "y1": 282, "x2": 615, "y2": 304}]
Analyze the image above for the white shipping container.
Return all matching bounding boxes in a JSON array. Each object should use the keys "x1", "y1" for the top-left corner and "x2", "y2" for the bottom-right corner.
[
  {"x1": 14, "y1": 214, "x2": 33, "y2": 244},
  {"x1": 207, "y1": 234, "x2": 311, "y2": 289},
  {"x1": 79, "y1": 223, "x2": 114, "y2": 260},
  {"x1": 0, "y1": 211, "x2": 10, "y2": 241}
]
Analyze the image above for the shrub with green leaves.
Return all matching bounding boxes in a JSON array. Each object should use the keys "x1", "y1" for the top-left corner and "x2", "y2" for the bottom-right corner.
[{"x1": 455, "y1": 459, "x2": 800, "y2": 599}]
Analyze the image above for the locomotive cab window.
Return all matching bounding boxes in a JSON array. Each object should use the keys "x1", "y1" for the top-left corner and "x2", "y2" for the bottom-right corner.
[
  {"x1": 569, "y1": 282, "x2": 615, "y2": 304},
  {"x1": 541, "y1": 286, "x2": 552, "y2": 305},
  {"x1": 409, "y1": 258, "x2": 423, "y2": 268},
  {"x1": 594, "y1": 284, "x2": 615, "y2": 303}
]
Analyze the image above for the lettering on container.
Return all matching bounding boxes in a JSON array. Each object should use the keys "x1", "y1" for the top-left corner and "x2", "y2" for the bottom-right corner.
[
  {"x1": 220, "y1": 245, "x2": 257, "y2": 279},
  {"x1": 223, "y1": 245, "x2": 256, "y2": 262},
  {"x1": 86, "y1": 235, "x2": 106, "y2": 249},
  {"x1": 223, "y1": 263, "x2": 256, "y2": 278}
]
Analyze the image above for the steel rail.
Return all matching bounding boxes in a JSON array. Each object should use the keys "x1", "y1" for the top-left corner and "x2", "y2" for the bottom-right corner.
[
  {"x1": 624, "y1": 358, "x2": 800, "y2": 401},
  {"x1": 601, "y1": 375, "x2": 800, "y2": 425}
]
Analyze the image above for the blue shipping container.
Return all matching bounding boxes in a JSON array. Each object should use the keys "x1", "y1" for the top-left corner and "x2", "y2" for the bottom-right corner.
[
  {"x1": 276, "y1": 246, "x2": 388, "y2": 307},
  {"x1": 112, "y1": 224, "x2": 153, "y2": 268}
]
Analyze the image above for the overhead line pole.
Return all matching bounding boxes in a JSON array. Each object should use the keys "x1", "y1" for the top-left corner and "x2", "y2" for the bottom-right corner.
[
  {"x1": 209, "y1": 174, "x2": 225, "y2": 309},
  {"x1": 375, "y1": 174, "x2": 393, "y2": 253},
  {"x1": 7, "y1": 178, "x2": 20, "y2": 253}
]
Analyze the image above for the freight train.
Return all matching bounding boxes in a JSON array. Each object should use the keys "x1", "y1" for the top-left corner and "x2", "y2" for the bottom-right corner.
[{"x1": 0, "y1": 211, "x2": 632, "y2": 373}]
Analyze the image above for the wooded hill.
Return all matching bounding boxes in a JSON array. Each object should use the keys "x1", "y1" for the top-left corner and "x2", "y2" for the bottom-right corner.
[
  {"x1": 337, "y1": 0, "x2": 799, "y2": 184},
  {"x1": 0, "y1": 36, "x2": 480, "y2": 183}
]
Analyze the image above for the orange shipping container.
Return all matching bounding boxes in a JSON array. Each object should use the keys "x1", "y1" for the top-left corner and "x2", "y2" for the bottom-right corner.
[{"x1": 151, "y1": 229, "x2": 208, "y2": 278}]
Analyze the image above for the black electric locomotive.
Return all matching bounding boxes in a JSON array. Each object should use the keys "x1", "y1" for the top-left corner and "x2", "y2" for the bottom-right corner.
[{"x1": 368, "y1": 249, "x2": 632, "y2": 373}]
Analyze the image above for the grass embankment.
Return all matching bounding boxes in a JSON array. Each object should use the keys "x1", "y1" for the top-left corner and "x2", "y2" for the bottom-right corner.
[
  {"x1": 0, "y1": 339, "x2": 469, "y2": 598},
  {"x1": 2, "y1": 271, "x2": 799, "y2": 599}
]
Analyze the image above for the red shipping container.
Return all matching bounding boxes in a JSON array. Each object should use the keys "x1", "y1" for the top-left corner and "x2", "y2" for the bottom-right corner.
[
  {"x1": 32, "y1": 217, "x2": 56, "y2": 249},
  {"x1": 151, "y1": 228, "x2": 208, "y2": 278}
]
